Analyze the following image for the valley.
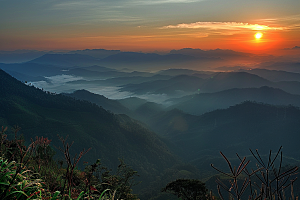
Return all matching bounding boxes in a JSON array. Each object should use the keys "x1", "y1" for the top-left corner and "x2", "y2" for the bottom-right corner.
[{"x1": 1, "y1": 49, "x2": 300, "y2": 199}]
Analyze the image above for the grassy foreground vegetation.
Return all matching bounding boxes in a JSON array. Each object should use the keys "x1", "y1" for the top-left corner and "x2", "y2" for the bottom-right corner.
[
  {"x1": 0, "y1": 126, "x2": 139, "y2": 200},
  {"x1": 2, "y1": 124, "x2": 298, "y2": 200}
]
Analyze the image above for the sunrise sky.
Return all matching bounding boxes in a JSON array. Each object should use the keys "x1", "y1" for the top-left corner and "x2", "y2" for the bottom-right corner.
[{"x1": 1, "y1": 0, "x2": 300, "y2": 54}]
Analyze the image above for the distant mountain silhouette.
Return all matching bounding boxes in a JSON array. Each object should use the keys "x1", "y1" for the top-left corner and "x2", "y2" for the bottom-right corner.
[
  {"x1": 67, "y1": 49, "x2": 121, "y2": 59},
  {"x1": 99, "y1": 52, "x2": 219, "y2": 70},
  {"x1": 199, "y1": 72, "x2": 271, "y2": 92},
  {"x1": 79, "y1": 65, "x2": 117, "y2": 72},
  {"x1": 169, "y1": 86, "x2": 300, "y2": 115},
  {"x1": 29, "y1": 53, "x2": 101, "y2": 67},
  {"x1": 66, "y1": 68, "x2": 121, "y2": 78},
  {"x1": 0, "y1": 62, "x2": 62, "y2": 81},
  {"x1": 1, "y1": 70, "x2": 47, "y2": 82},
  {"x1": 156, "y1": 68, "x2": 213, "y2": 77},
  {"x1": 148, "y1": 101, "x2": 300, "y2": 175},
  {"x1": 116, "y1": 70, "x2": 300, "y2": 97},
  {"x1": 273, "y1": 81, "x2": 300, "y2": 95},
  {"x1": 261, "y1": 61, "x2": 300, "y2": 73},
  {"x1": 100, "y1": 74, "x2": 172, "y2": 86},
  {"x1": 169, "y1": 48, "x2": 253, "y2": 59},
  {"x1": 119, "y1": 75, "x2": 205, "y2": 95},
  {"x1": 101, "y1": 52, "x2": 198, "y2": 63},
  {"x1": 0, "y1": 50, "x2": 46, "y2": 63},
  {"x1": 118, "y1": 72, "x2": 273, "y2": 96},
  {"x1": 18, "y1": 50, "x2": 223, "y2": 71},
  {"x1": 67, "y1": 74, "x2": 172, "y2": 88},
  {"x1": 241, "y1": 68, "x2": 300, "y2": 82}
]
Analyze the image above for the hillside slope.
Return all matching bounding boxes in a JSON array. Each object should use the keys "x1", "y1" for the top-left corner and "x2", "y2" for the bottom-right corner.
[
  {"x1": 0, "y1": 69, "x2": 180, "y2": 194},
  {"x1": 148, "y1": 101, "x2": 300, "y2": 176},
  {"x1": 63, "y1": 89, "x2": 130, "y2": 114}
]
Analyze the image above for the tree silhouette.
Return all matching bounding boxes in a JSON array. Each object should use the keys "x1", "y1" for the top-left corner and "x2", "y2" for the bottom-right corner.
[{"x1": 162, "y1": 179, "x2": 212, "y2": 200}]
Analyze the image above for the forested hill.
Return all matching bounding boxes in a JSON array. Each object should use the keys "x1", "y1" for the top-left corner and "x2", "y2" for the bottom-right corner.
[
  {"x1": 63, "y1": 89, "x2": 130, "y2": 114},
  {"x1": 0, "y1": 69, "x2": 180, "y2": 195},
  {"x1": 145, "y1": 101, "x2": 300, "y2": 176}
]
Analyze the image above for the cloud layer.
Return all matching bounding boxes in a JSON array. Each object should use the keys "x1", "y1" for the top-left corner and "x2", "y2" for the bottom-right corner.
[{"x1": 161, "y1": 22, "x2": 285, "y2": 31}]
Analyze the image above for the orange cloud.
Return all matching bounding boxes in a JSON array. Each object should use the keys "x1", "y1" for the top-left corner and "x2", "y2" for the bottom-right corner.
[{"x1": 161, "y1": 22, "x2": 285, "y2": 31}]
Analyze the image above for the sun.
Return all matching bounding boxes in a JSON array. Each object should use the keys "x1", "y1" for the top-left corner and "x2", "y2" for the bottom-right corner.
[{"x1": 254, "y1": 32, "x2": 263, "y2": 39}]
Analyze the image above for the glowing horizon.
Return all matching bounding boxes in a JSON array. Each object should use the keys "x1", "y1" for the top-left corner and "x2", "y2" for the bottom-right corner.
[{"x1": 1, "y1": 0, "x2": 300, "y2": 55}]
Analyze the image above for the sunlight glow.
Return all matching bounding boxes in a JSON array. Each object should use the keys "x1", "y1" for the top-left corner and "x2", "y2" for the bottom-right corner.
[{"x1": 254, "y1": 32, "x2": 263, "y2": 39}]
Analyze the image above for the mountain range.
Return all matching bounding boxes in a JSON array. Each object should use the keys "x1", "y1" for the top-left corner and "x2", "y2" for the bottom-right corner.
[
  {"x1": 65, "y1": 87, "x2": 300, "y2": 179},
  {"x1": 146, "y1": 101, "x2": 300, "y2": 177},
  {"x1": 118, "y1": 71, "x2": 300, "y2": 99},
  {"x1": 2, "y1": 48, "x2": 300, "y2": 199},
  {"x1": 168, "y1": 86, "x2": 300, "y2": 115}
]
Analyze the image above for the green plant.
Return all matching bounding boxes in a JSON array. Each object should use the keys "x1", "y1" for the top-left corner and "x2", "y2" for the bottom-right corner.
[
  {"x1": 0, "y1": 124, "x2": 140, "y2": 199},
  {"x1": 59, "y1": 189, "x2": 117, "y2": 200},
  {"x1": 0, "y1": 157, "x2": 44, "y2": 200},
  {"x1": 0, "y1": 125, "x2": 47, "y2": 199},
  {"x1": 49, "y1": 191, "x2": 61, "y2": 200}
]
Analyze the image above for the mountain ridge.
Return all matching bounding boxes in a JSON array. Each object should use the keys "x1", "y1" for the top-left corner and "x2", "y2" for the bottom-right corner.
[{"x1": 168, "y1": 86, "x2": 300, "y2": 115}]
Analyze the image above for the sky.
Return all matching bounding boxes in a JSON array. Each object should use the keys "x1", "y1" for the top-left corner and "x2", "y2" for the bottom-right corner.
[{"x1": 1, "y1": 0, "x2": 300, "y2": 54}]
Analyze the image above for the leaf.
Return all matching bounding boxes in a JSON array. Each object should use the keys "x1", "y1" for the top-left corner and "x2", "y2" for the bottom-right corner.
[
  {"x1": 76, "y1": 191, "x2": 86, "y2": 200},
  {"x1": 0, "y1": 181, "x2": 9, "y2": 186},
  {"x1": 3, "y1": 190, "x2": 27, "y2": 200},
  {"x1": 98, "y1": 189, "x2": 111, "y2": 200},
  {"x1": 0, "y1": 171, "x2": 15, "y2": 182},
  {"x1": 50, "y1": 191, "x2": 60, "y2": 200}
]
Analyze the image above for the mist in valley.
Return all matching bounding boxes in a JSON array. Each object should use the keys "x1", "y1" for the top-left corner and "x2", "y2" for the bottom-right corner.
[{"x1": 1, "y1": 48, "x2": 300, "y2": 199}]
